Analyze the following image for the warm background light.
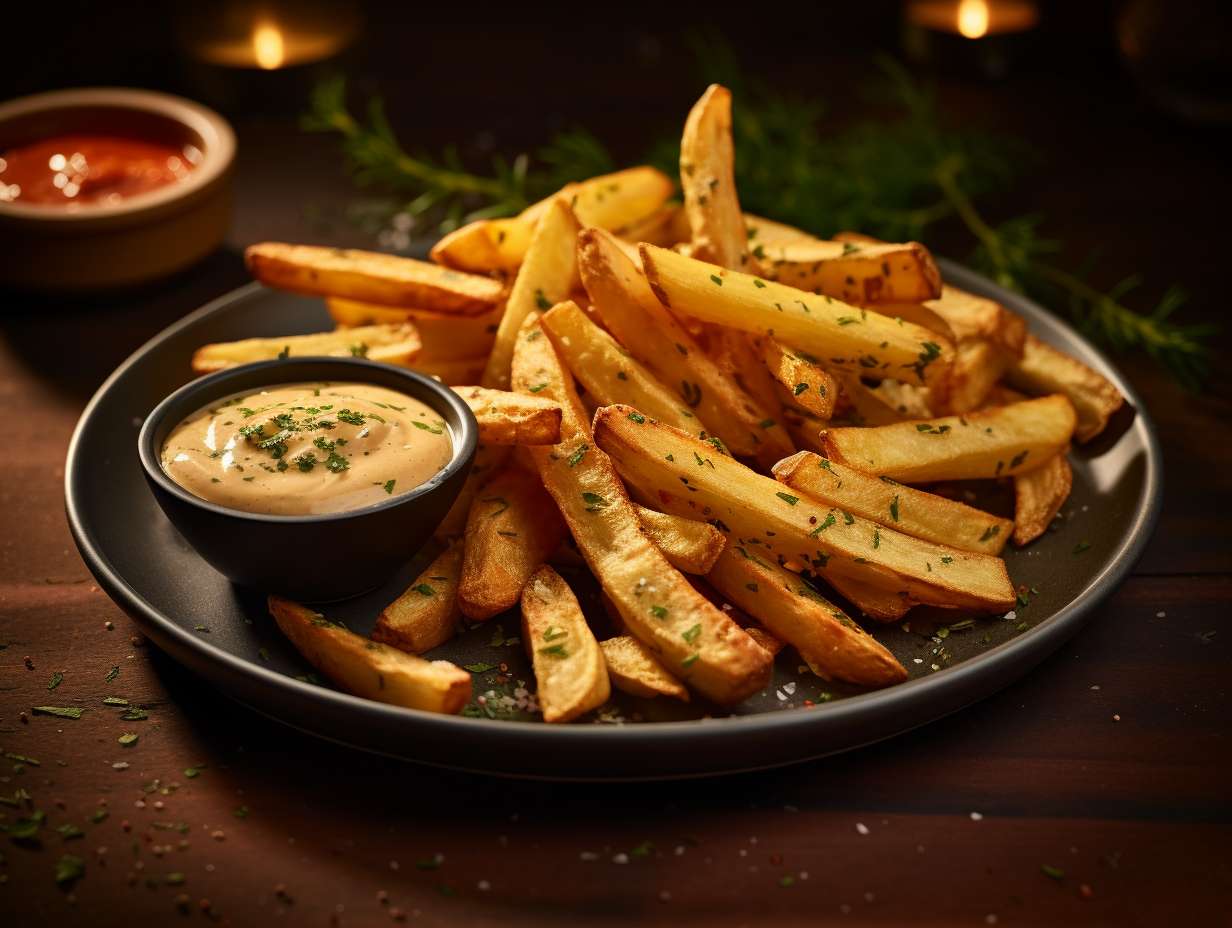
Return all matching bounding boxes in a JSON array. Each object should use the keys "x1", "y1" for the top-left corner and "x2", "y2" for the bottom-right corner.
[
  {"x1": 252, "y1": 21, "x2": 286, "y2": 70},
  {"x1": 906, "y1": 0, "x2": 1038, "y2": 37},
  {"x1": 957, "y1": 0, "x2": 990, "y2": 39}
]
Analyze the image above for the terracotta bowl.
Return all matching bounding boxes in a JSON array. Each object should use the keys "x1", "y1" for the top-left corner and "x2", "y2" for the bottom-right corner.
[{"x1": 0, "y1": 87, "x2": 235, "y2": 291}]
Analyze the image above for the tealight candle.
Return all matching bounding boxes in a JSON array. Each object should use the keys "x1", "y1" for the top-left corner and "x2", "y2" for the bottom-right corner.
[{"x1": 904, "y1": 0, "x2": 1040, "y2": 79}]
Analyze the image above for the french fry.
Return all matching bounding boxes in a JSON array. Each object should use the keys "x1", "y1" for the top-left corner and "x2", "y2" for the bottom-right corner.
[
  {"x1": 680, "y1": 84, "x2": 755, "y2": 271},
  {"x1": 820, "y1": 395, "x2": 1077, "y2": 483},
  {"x1": 761, "y1": 239, "x2": 942, "y2": 305},
  {"x1": 245, "y1": 243, "x2": 504, "y2": 316},
  {"x1": 835, "y1": 374, "x2": 908, "y2": 426},
  {"x1": 372, "y1": 540, "x2": 464, "y2": 654},
  {"x1": 1013, "y1": 453, "x2": 1072, "y2": 546},
  {"x1": 1006, "y1": 335, "x2": 1124, "y2": 443},
  {"x1": 327, "y1": 297, "x2": 500, "y2": 361},
  {"x1": 745, "y1": 213, "x2": 815, "y2": 247},
  {"x1": 600, "y1": 636, "x2": 690, "y2": 702},
  {"x1": 707, "y1": 544, "x2": 906, "y2": 685},
  {"x1": 267, "y1": 596, "x2": 470, "y2": 714},
  {"x1": 640, "y1": 244, "x2": 954, "y2": 388},
  {"x1": 593, "y1": 405, "x2": 1016, "y2": 613},
  {"x1": 941, "y1": 338, "x2": 1013, "y2": 414},
  {"x1": 452, "y1": 386, "x2": 562, "y2": 446},
  {"x1": 430, "y1": 166, "x2": 674, "y2": 273},
  {"x1": 742, "y1": 626, "x2": 785, "y2": 656},
  {"x1": 191, "y1": 324, "x2": 420, "y2": 373},
  {"x1": 435, "y1": 445, "x2": 509, "y2": 539},
  {"x1": 540, "y1": 300, "x2": 704, "y2": 434},
  {"x1": 577, "y1": 228, "x2": 781, "y2": 460},
  {"x1": 773, "y1": 451, "x2": 1013, "y2": 555},
  {"x1": 458, "y1": 468, "x2": 567, "y2": 620},
  {"x1": 756, "y1": 337, "x2": 838, "y2": 419},
  {"x1": 780, "y1": 404, "x2": 831, "y2": 454},
  {"x1": 410, "y1": 355, "x2": 488, "y2": 386},
  {"x1": 521, "y1": 566, "x2": 610, "y2": 723},
  {"x1": 824, "y1": 572, "x2": 912, "y2": 623},
  {"x1": 633, "y1": 504, "x2": 726, "y2": 575},
  {"x1": 481, "y1": 198, "x2": 581, "y2": 389},
  {"x1": 613, "y1": 203, "x2": 682, "y2": 248},
  {"x1": 511, "y1": 315, "x2": 772, "y2": 704},
  {"x1": 869, "y1": 379, "x2": 933, "y2": 419}
]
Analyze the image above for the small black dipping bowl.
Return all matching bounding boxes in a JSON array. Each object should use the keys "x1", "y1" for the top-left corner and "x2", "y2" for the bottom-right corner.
[{"x1": 138, "y1": 358, "x2": 477, "y2": 602}]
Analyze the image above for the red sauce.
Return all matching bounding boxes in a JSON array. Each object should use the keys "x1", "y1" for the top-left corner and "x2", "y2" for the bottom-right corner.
[{"x1": 0, "y1": 134, "x2": 199, "y2": 207}]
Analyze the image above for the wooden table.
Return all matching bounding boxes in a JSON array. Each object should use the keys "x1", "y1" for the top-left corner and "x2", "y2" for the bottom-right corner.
[{"x1": 4, "y1": 38, "x2": 1231, "y2": 928}]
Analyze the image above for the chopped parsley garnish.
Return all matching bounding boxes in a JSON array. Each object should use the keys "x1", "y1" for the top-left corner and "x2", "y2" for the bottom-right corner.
[
  {"x1": 581, "y1": 492, "x2": 608, "y2": 511},
  {"x1": 709, "y1": 274, "x2": 723, "y2": 286},
  {"x1": 567, "y1": 444, "x2": 589, "y2": 467},
  {"x1": 979, "y1": 525, "x2": 1001, "y2": 542},
  {"x1": 48, "y1": 671, "x2": 63, "y2": 691},
  {"x1": 31, "y1": 706, "x2": 84, "y2": 720},
  {"x1": 650, "y1": 605, "x2": 668, "y2": 619},
  {"x1": 809, "y1": 513, "x2": 837, "y2": 536},
  {"x1": 776, "y1": 491, "x2": 798, "y2": 506},
  {"x1": 793, "y1": 382, "x2": 809, "y2": 395},
  {"x1": 543, "y1": 626, "x2": 568, "y2": 642},
  {"x1": 413, "y1": 583, "x2": 435, "y2": 596},
  {"x1": 681, "y1": 624, "x2": 702, "y2": 644},
  {"x1": 294, "y1": 452, "x2": 318, "y2": 472},
  {"x1": 681, "y1": 654, "x2": 699, "y2": 668},
  {"x1": 349, "y1": 343, "x2": 369, "y2": 357},
  {"x1": 627, "y1": 411, "x2": 646, "y2": 423},
  {"x1": 872, "y1": 527, "x2": 881, "y2": 549},
  {"x1": 528, "y1": 382, "x2": 549, "y2": 393},
  {"x1": 889, "y1": 495, "x2": 900, "y2": 522},
  {"x1": 538, "y1": 644, "x2": 569, "y2": 658},
  {"x1": 325, "y1": 452, "x2": 350, "y2": 473},
  {"x1": 383, "y1": 479, "x2": 396, "y2": 494},
  {"x1": 412, "y1": 420, "x2": 444, "y2": 434},
  {"x1": 534, "y1": 288, "x2": 552, "y2": 310},
  {"x1": 336, "y1": 409, "x2": 366, "y2": 425}
]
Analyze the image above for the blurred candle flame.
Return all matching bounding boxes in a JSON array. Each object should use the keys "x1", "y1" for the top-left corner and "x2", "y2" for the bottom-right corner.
[
  {"x1": 252, "y1": 20, "x2": 286, "y2": 69},
  {"x1": 957, "y1": 0, "x2": 990, "y2": 39}
]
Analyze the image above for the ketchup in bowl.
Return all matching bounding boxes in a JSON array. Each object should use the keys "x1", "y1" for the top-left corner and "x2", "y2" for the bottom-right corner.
[{"x1": 0, "y1": 133, "x2": 200, "y2": 207}]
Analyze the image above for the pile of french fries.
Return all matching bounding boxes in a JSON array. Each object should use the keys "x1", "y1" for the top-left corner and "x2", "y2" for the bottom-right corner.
[{"x1": 225, "y1": 84, "x2": 1125, "y2": 722}]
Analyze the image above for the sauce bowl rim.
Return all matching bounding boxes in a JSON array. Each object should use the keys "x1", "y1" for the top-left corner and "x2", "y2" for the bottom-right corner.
[
  {"x1": 0, "y1": 87, "x2": 236, "y2": 223},
  {"x1": 137, "y1": 357, "x2": 479, "y2": 525}
]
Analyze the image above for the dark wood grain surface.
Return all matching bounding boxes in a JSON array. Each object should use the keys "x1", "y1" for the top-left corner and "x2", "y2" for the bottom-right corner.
[{"x1": 3, "y1": 11, "x2": 1231, "y2": 926}]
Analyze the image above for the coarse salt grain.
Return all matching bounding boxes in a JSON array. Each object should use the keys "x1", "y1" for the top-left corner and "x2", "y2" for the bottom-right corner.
[
  {"x1": 1004, "y1": 610, "x2": 1017, "y2": 621},
  {"x1": 1156, "y1": 611, "x2": 1166, "y2": 618},
  {"x1": 970, "y1": 812, "x2": 983, "y2": 821},
  {"x1": 856, "y1": 823, "x2": 869, "y2": 835}
]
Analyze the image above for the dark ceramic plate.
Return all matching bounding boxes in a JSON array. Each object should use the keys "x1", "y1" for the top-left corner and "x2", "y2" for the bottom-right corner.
[{"x1": 65, "y1": 260, "x2": 1162, "y2": 779}]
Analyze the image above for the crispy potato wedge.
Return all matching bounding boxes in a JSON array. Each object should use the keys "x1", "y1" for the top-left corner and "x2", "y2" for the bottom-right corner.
[
  {"x1": 267, "y1": 596, "x2": 470, "y2": 714},
  {"x1": 481, "y1": 198, "x2": 580, "y2": 389},
  {"x1": 743, "y1": 625, "x2": 785, "y2": 656},
  {"x1": 372, "y1": 540, "x2": 464, "y2": 654},
  {"x1": 773, "y1": 451, "x2": 1012, "y2": 555},
  {"x1": 191, "y1": 324, "x2": 421, "y2": 373},
  {"x1": 521, "y1": 566, "x2": 610, "y2": 723},
  {"x1": 436, "y1": 445, "x2": 509, "y2": 539},
  {"x1": 942, "y1": 338, "x2": 1013, "y2": 415},
  {"x1": 1006, "y1": 335, "x2": 1124, "y2": 443},
  {"x1": 633, "y1": 504, "x2": 726, "y2": 575},
  {"x1": 593, "y1": 405, "x2": 1015, "y2": 613},
  {"x1": 540, "y1": 300, "x2": 704, "y2": 434},
  {"x1": 431, "y1": 166, "x2": 674, "y2": 273},
  {"x1": 511, "y1": 317, "x2": 772, "y2": 704},
  {"x1": 327, "y1": 297, "x2": 500, "y2": 361},
  {"x1": 820, "y1": 395, "x2": 1077, "y2": 483},
  {"x1": 409, "y1": 355, "x2": 488, "y2": 386},
  {"x1": 640, "y1": 244, "x2": 954, "y2": 388},
  {"x1": 1013, "y1": 452, "x2": 1072, "y2": 546},
  {"x1": 613, "y1": 203, "x2": 683, "y2": 247},
  {"x1": 745, "y1": 213, "x2": 815, "y2": 247},
  {"x1": 757, "y1": 337, "x2": 838, "y2": 419},
  {"x1": 600, "y1": 635, "x2": 690, "y2": 702},
  {"x1": 707, "y1": 544, "x2": 906, "y2": 686},
  {"x1": 577, "y1": 227, "x2": 780, "y2": 459},
  {"x1": 458, "y1": 467, "x2": 567, "y2": 620},
  {"x1": 245, "y1": 243, "x2": 504, "y2": 316},
  {"x1": 453, "y1": 385, "x2": 562, "y2": 446},
  {"x1": 761, "y1": 239, "x2": 942, "y2": 305},
  {"x1": 824, "y1": 572, "x2": 913, "y2": 623},
  {"x1": 680, "y1": 84, "x2": 754, "y2": 270}
]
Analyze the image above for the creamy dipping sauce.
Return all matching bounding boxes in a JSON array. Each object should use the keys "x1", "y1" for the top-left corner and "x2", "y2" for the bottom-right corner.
[{"x1": 161, "y1": 382, "x2": 453, "y2": 516}]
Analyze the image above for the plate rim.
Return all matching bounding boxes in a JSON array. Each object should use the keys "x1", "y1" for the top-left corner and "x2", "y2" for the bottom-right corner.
[{"x1": 63, "y1": 261, "x2": 1164, "y2": 756}]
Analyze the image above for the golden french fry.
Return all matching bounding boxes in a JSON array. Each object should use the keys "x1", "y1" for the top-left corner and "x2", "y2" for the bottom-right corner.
[
  {"x1": 633, "y1": 504, "x2": 726, "y2": 575},
  {"x1": 409, "y1": 355, "x2": 488, "y2": 386},
  {"x1": 599, "y1": 635, "x2": 690, "y2": 701},
  {"x1": 613, "y1": 203, "x2": 682, "y2": 247},
  {"x1": 431, "y1": 167, "x2": 674, "y2": 273},
  {"x1": 761, "y1": 239, "x2": 942, "y2": 305},
  {"x1": 577, "y1": 228, "x2": 781, "y2": 460},
  {"x1": 372, "y1": 541, "x2": 464, "y2": 654},
  {"x1": 824, "y1": 572, "x2": 912, "y2": 623},
  {"x1": 327, "y1": 297, "x2": 500, "y2": 361},
  {"x1": 742, "y1": 625, "x2": 785, "y2": 656},
  {"x1": 745, "y1": 213, "x2": 815, "y2": 247},
  {"x1": 191, "y1": 324, "x2": 420, "y2": 373},
  {"x1": 592, "y1": 405, "x2": 1015, "y2": 613},
  {"x1": 458, "y1": 468, "x2": 567, "y2": 621},
  {"x1": 511, "y1": 316, "x2": 772, "y2": 704},
  {"x1": 521, "y1": 566, "x2": 610, "y2": 723},
  {"x1": 780, "y1": 404, "x2": 831, "y2": 454},
  {"x1": 452, "y1": 386, "x2": 562, "y2": 446},
  {"x1": 869, "y1": 379, "x2": 933, "y2": 419},
  {"x1": 756, "y1": 337, "x2": 838, "y2": 419},
  {"x1": 939, "y1": 338, "x2": 1012, "y2": 415},
  {"x1": 835, "y1": 374, "x2": 909, "y2": 426},
  {"x1": 1006, "y1": 335, "x2": 1124, "y2": 443},
  {"x1": 481, "y1": 198, "x2": 581, "y2": 389},
  {"x1": 680, "y1": 84, "x2": 755, "y2": 271},
  {"x1": 773, "y1": 451, "x2": 1012, "y2": 555},
  {"x1": 540, "y1": 300, "x2": 704, "y2": 434},
  {"x1": 267, "y1": 596, "x2": 470, "y2": 714},
  {"x1": 640, "y1": 244, "x2": 954, "y2": 388},
  {"x1": 820, "y1": 395, "x2": 1077, "y2": 483},
  {"x1": 707, "y1": 544, "x2": 907, "y2": 686},
  {"x1": 245, "y1": 243, "x2": 504, "y2": 316},
  {"x1": 435, "y1": 445, "x2": 509, "y2": 539},
  {"x1": 1013, "y1": 452, "x2": 1072, "y2": 546}
]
